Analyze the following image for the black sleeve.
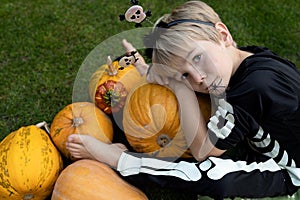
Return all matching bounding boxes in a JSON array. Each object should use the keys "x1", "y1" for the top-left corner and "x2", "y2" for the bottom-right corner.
[
  {"x1": 209, "y1": 69, "x2": 298, "y2": 150},
  {"x1": 229, "y1": 69, "x2": 298, "y2": 121}
]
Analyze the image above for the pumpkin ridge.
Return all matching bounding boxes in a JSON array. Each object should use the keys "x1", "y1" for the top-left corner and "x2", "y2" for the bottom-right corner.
[
  {"x1": 0, "y1": 133, "x2": 19, "y2": 198},
  {"x1": 140, "y1": 85, "x2": 152, "y2": 127}
]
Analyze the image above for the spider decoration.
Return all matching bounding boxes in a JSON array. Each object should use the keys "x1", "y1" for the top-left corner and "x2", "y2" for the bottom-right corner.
[
  {"x1": 115, "y1": 51, "x2": 139, "y2": 70},
  {"x1": 119, "y1": 0, "x2": 151, "y2": 27},
  {"x1": 208, "y1": 77, "x2": 226, "y2": 97}
]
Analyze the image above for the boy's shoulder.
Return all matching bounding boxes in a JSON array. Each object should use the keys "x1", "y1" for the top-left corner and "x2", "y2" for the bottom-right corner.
[
  {"x1": 230, "y1": 46, "x2": 299, "y2": 93},
  {"x1": 239, "y1": 45, "x2": 296, "y2": 70}
]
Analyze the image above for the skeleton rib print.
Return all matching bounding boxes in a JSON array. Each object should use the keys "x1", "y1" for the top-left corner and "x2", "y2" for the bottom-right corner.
[
  {"x1": 208, "y1": 99, "x2": 296, "y2": 168},
  {"x1": 250, "y1": 127, "x2": 296, "y2": 168},
  {"x1": 207, "y1": 99, "x2": 300, "y2": 185}
]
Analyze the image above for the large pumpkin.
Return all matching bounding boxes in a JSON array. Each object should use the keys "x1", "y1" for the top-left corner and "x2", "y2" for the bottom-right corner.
[
  {"x1": 0, "y1": 122, "x2": 63, "y2": 200},
  {"x1": 50, "y1": 102, "x2": 113, "y2": 159},
  {"x1": 51, "y1": 159, "x2": 148, "y2": 200},
  {"x1": 123, "y1": 81, "x2": 211, "y2": 158},
  {"x1": 89, "y1": 56, "x2": 142, "y2": 114}
]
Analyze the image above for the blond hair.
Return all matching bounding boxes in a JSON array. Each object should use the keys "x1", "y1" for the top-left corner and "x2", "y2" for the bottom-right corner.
[{"x1": 149, "y1": 1, "x2": 234, "y2": 76}]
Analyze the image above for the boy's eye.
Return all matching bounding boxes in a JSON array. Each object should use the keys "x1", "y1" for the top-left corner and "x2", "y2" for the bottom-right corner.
[
  {"x1": 193, "y1": 55, "x2": 201, "y2": 63},
  {"x1": 182, "y1": 73, "x2": 189, "y2": 79}
]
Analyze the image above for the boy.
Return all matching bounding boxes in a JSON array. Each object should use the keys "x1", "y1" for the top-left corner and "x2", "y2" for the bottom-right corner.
[{"x1": 66, "y1": 1, "x2": 300, "y2": 199}]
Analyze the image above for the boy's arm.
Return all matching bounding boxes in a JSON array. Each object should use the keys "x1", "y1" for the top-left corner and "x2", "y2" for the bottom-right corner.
[{"x1": 168, "y1": 79, "x2": 225, "y2": 161}]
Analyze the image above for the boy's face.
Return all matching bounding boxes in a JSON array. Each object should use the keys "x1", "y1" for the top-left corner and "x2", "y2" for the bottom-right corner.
[{"x1": 174, "y1": 40, "x2": 233, "y2": 96}]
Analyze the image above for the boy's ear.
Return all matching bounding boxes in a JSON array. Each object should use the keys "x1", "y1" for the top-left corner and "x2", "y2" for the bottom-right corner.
[{"x1": 214, "y1": 22, "x2": 234, "y2": 47}]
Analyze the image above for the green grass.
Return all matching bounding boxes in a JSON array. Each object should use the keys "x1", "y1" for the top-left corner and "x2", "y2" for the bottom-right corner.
[{"x1": 0, "y1": 0, "x2": 299, "y2": 199}]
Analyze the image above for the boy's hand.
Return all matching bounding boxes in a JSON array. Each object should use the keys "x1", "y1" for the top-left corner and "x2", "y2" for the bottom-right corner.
[{"x1": 122, "y1": 39, "x2": 182, "y2": 86}]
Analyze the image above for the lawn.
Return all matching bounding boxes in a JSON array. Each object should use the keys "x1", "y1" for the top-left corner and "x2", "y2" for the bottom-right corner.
[{"x1": 0, "y1": 0, "x2": 299, "y2": 199}]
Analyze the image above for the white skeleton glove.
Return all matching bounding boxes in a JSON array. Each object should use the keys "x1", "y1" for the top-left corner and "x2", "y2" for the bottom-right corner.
[{"x1": 208, "y1": 99, "x2": 235, "y2": 140}]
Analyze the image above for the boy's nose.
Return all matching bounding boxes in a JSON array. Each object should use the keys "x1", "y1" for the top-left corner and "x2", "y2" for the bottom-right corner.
[{"x1": 193, "y1": 72, "x2": 206, "y2": 84}]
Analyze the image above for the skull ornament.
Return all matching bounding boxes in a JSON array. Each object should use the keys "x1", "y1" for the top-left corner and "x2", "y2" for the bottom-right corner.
[
  {"x1": 119, "y1": 1, "x2": 151, "y2": 27},
  {"x1": 118, "y1": 51, "x2": 139, "y2": 69},
  {"x1": 124, "y1": 5, "x2": 146, "y2": 24},
  {"x1": 119, "y1": 56, "x2": 134, "y2": 69}
]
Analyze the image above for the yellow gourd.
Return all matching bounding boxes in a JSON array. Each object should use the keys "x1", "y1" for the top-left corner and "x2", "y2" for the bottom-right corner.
[{"x1": 0, "y1": 122, "x2": 63, "y2": 200}]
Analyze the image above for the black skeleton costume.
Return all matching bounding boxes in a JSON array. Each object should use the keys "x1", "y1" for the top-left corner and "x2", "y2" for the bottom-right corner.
[{"x1": 115, "y1": 46, "x2": 300, "y2": 199}]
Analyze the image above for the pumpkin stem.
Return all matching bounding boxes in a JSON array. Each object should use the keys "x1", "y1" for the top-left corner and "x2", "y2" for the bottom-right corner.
[
  {"x1": 107, "y1": 56, "x2": 118, "y2": 76},
  {"x1": 103, "y1": 89, "x2": 121, "y2": 107},
  {"x1": 35, "y1": 121, "x2": 50, "y2": 134},
  {"x1": 156, "y1": 134, "x2": 171, "y2": 147},
  {"x1": 23, "y1": 194, "x2": 34, "y2": 200},
  {"x1": 73, "y1": 117, "x2": 84, "y2": 127}
]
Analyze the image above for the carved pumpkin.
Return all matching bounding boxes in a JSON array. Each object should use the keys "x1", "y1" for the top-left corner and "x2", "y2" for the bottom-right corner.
[
  {"x1": 50, "y1": 102, "x2": 113, "y2": 160},
  {"x1": 51, "y1": 159, "x2": 148, "y2": 200},
  {"x1": 89, "y1": 56, "x2": 141, "y2": 114},
  {"x1": 123, "y1": 81, "x2": 211, "y2": 158},
  {"x1": 0, "y1": 122, "x2": 63, "y2": 200}
]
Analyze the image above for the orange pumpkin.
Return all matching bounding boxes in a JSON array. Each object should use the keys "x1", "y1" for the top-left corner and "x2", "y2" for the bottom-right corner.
[
  {"x1": 50, "y1": 102, "x2": 113, "y2": 160},
  {"x1": 51, "y1": 159, "x2": 148, "y2": 200},
  {"x1": 89, "y1": 56, "x2": 142, "y2": 114},
  {"x1": 123, "y1": 81, "x2": 211, "y2": 158},
  {"x1": 0, "y1": 122, "x2": 63, "y2": 200}
]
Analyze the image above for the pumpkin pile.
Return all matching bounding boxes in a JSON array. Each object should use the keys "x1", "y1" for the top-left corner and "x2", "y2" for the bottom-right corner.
[
  {"x1": 0, "y1": 58, "x2": 148, "y2": 200},
  {"x1": 0, "y1": 56, "x2": 212, "y2": 199}
]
